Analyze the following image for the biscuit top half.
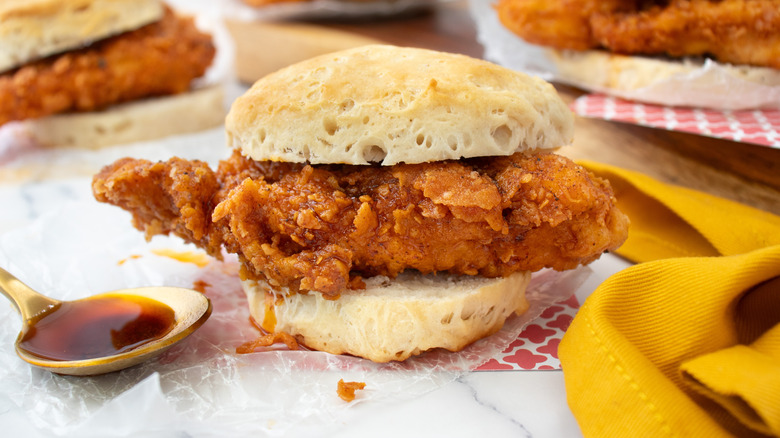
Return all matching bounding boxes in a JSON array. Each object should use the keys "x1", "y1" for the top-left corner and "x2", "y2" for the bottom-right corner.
[{"x1": 226, "y1": 44, "x2": 574, "y2": 166}]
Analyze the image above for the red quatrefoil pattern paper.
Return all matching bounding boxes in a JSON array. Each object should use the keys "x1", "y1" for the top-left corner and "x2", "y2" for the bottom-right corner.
[
  {"x1": 572, "y1": 94, "x2": 780, "y2": 148},
  {"x1": 476, "y1": 294, "x2": 580, "y2": 371}
]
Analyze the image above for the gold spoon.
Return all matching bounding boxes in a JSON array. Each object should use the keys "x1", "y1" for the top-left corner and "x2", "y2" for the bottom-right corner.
[{"x1": 0, "y1": 266, "x2": 211, "y2": 376}]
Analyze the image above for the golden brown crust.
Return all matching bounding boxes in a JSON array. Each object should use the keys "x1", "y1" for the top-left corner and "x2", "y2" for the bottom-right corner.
[
  {"x1": 337, "y1": 380, "x2": 366, "y2": 402},
  {"x1": 235, "y1": 331, "x2": 300, "y2": 354},
  {"x1": 0, "y1": 7, "x2": 215, "y2": 125},
  {"x1": 496, "y1": 0, "x2": 780, "y2": 69},
  {"x1": 496, "y1": 0, "x2": 618, "y2": 51},
  {"x1": 216, "y1": 152, "x2": 628, "y2": 297},
  {"x1": 92, "y1": 156, "x2": 224, "y2": 250},
  {"x1": 226, "y1": 44, "x2": 574, "y2": 165},
  {"x1": 93, "y1": 151, "x2": 629, "y2": 298}
]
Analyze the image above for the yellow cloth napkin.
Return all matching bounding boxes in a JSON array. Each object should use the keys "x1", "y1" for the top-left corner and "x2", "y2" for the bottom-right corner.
[{"x1": 559, "y1": 161, "x2": 780, "y2": 438}]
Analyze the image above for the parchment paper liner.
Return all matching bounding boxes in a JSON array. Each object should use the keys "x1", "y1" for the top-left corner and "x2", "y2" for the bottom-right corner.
[{"x1": 0, "y1": 200, "x2": 589, "y2": 436}]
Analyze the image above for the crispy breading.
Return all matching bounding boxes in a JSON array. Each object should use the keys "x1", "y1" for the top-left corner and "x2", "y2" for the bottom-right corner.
[
  {"x1": 337, "y1": 379, "x2": 366, "y2": 402},
  {"x1": 92, "y1": 156, "x2": 224, "y2": 250},
  {"x1": 0, "y1": 7, "x2": 215, "y2": 126},
  {"x1": 93, "y1": 151, "x2": 629, "y2": 298},
  {"x1": 496, "y1": 0, "x2": 780, "y2": 69},
  {"x1": 496, "y1": 0, "x2": 625, "y2": 51},
  {"x1": 235, "y1": 331, "x2": 300, "y2": 354}
]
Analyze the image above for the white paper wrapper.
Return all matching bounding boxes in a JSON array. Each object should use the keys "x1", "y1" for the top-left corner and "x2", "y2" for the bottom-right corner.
[
  {"x1": 0, "y1": 3, "x2": 239, "y2": 167},
  {"x1": 468, "y1": 0, "x2": 780, "y2": 110},
  {"x1": 0, "y1": 125, "x2": 235, "y2": 184},
  {"x1": 0, "y1": 197, "x2": 589, "y2": 437}
]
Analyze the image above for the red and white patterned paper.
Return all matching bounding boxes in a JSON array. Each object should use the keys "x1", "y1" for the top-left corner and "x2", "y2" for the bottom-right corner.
[
  {"x1": 573, "y1": 94, "x2": 780, "y2": 148},
  {"x1": 476, "y1": 294, "x2": 580, "y2": 371},
  {"x1": 142, "y1": 249, "x2": 584, "y2": 373}
]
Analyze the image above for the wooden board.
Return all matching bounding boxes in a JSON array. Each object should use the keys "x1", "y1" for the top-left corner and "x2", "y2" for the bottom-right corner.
[{"x1": 226, "y1": 20, "x2": 381, "y2": 84}]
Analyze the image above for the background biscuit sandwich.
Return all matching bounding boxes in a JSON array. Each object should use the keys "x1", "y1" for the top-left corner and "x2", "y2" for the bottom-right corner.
[
  {"x1": 93, "y1": 45, "x2": 629, "y2": 362},
  {"x1": 0, "y1": 0, "x2": 223, "y2": 149},
  {"x1": 493, "y1": 0, "x2": 780, "y2": 109}
]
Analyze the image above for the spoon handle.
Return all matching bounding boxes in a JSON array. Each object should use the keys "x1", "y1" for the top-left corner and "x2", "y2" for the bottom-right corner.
[{"x1": 0, "y1": 266, "x2": 60, "y2": 322}]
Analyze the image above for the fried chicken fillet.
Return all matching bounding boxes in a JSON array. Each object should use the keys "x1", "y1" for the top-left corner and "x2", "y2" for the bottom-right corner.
[
  {"x1": 0, "y1": 6, "x2": 215, "y2": 126},
  {"x1": 93, "y1": 150, "x2": 629, "y2": 299},
  {"x1": 92, "y1": 45, "x2": 629, "y2": 362},
  {"x1": 497, "y1": 0, "x2": 780, "y2": 69}
]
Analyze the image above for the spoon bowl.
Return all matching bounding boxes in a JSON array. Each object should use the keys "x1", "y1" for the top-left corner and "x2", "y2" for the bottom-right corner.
[{"x1": 1, "y1": 267, "x2": 212, "y2": 376}]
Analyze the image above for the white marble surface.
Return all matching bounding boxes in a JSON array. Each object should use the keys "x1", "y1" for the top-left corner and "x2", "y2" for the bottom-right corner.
[{"x1": 336, "y1": 371, "x2": 581, "y2": 437}]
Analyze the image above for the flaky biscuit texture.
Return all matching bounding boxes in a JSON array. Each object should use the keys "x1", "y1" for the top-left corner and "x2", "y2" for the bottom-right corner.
[
  {"x1": 244, "y1": 271, "x2": 531, "y2": 362},
  {"x1": 226, "y1": 45, "x2": 574, "y2": 165},
  {"x1": 0, "y1": 0, "x2": 163, "y2": 72}
]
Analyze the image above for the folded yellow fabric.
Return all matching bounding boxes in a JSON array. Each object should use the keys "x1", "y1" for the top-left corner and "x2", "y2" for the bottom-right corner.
[
  {"x1": 682, "y1": 319, "x2": 780, "y2": 436},
  {"x1": 559, "y1": 161, "x2": 780, "y2": 438}
]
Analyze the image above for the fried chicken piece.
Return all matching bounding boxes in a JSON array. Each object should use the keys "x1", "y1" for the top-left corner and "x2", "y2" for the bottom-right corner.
[
  {"x1": 497, "y1": 0, "x2": 780, "y2": 69},
  {"x1": 496, "y1": 0, "x2": 627, "y2": 51},
  {"x1": 337, "y1": 379, "x2": 366, "y2": 402},
  {"x1": 235, "y1": 332, "x2": 300, "y2": 354},
  {"x1": 93, "y1": 156, "x2": 224, "y2": 252},
  {"x1": 0, "y1": 7, "x2": 215, "y2": 126},
  {"x1": 93, "y1": 151, "x2": 629, "y2": 298}
]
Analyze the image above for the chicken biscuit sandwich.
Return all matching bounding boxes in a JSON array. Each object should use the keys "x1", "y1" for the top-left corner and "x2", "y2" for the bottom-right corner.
[
  {"x1": 93, "y1": 45, "x2": 629, "y2": 362},
  {"x1": 0, "y1": 0, "x2": 221, "y2": 149},
  {"x1": 495, "y1": 0, "x2": 780, "y2": 107}
]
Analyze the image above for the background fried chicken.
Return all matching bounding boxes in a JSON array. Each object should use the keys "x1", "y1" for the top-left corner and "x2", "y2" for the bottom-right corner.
[
  {"x1": 93, "y1": 151, "x2": 629, "y2": 298},
  {"x1": 0, "y1": 7, "x2": 215, "y2": 126},
  {"x1": 497, "y1": 0, "x2": 780, "y2": 68}
]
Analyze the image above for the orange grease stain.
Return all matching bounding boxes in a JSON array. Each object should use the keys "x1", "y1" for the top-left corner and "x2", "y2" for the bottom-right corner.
[
  {"x1": 117, "y1": 254, "x2": 142, "y2": 265},
  {"x1": 151, "y1": 248, "x2": 210, "y2": 267}
]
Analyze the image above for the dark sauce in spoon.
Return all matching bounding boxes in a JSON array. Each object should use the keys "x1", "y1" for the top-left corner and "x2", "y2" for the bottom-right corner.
[{"x1": 18, "y1": 295, "x2": 176, "y2": 361}]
